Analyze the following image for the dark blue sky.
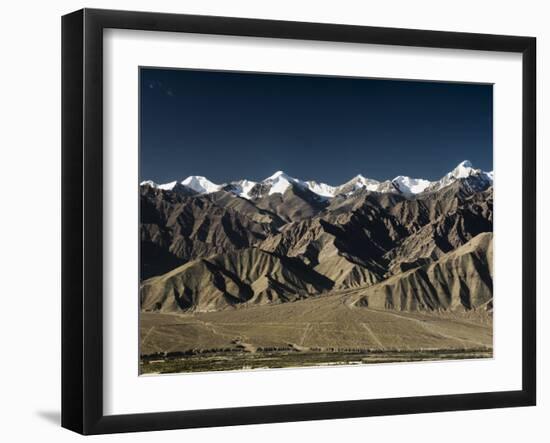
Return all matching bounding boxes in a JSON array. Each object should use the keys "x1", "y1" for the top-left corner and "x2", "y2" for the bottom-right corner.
[{"x1": 140, "y1": 68, "x2": 492, "y2": 185}]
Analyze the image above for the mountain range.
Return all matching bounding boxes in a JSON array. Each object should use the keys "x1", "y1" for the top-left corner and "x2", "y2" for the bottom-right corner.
[
  {"x1": 141, "y1": 160, "x2": 492, "y2": 200},
  {"x1": 140, "y1": 160, "x2": 493, "y2": 316}
]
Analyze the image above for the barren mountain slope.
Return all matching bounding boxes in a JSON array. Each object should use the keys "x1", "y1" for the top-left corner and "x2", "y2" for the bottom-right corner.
[
  {"x1": 384, "y1": 189, "x2": 493, "y2": 274},
  {"x1": 252, "y1": 184, "x2": 329, "y2": 223},
  {"x1": 140, "y1": 166, "x2": 494, "y2": 313},
  {"x1": 356, "y1": 232, "x2": 493, "y2": 312},
  {"x1": 140, "y1": 186, "x2": 278, "y2": 279},
  {"x1": 140, "y1": 247, "x2": 334, "y2": 312}
]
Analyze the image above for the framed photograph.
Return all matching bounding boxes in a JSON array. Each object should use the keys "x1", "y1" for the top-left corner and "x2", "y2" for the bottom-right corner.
[{"x1": 62, "y1": 8, "x2": 536, "y2": 435}]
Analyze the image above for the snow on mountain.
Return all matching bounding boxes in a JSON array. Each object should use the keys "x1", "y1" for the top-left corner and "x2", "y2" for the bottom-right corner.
[
  {"x1": 157, "y1": 181, "x2": 178, "y2": 191},
  {"x1": 353, "y1": 175, "x2": 381, "y2": 192},
  {"x1": 451, "y1": 160, "x2": 476, "y2": 178},
  {"x1": 262, "y1": 171, "x2": 304, "y2": 196},
  {"x1": 229, "y1": 179, "x2": 258, "y2": 199},
  {"x1": 140, "y1": 160, "x2": 493, "y2": 200},
  {"x1": 439, "y1": 160, "x2": 478, "y2": 187},
  {"x1": 391, "y1": 176, "x2": 432, "y2": 195},
  {"x1": 333, "y1": 174, "x2": 380, "y2": 195},
  {"x1": 140, "y1": 179, "x2": 179, "y2": 191},
  {"x1": 428, "y1": 160, "x2": 492, "y2": 193},
  {"x1": 181, "y1": 176, "x2": 221, "y2": 194},
  {"x1": 305, "y1": 181, "x2": 336, "y2": 198}
]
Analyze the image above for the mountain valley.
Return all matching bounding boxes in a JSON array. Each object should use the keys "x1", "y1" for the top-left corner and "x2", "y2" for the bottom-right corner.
[{"x1": 139, "y1": 161, "x2": 494, "y2": 373}]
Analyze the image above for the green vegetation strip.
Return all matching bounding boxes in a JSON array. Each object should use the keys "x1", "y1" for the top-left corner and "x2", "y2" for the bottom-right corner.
[{"x1": 140, "y1": 349, "x2": 492, "y2": 374}]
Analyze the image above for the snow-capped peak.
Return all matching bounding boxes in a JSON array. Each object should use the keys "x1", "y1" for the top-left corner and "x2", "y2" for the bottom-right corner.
[
  {"x1": 181, "y1": 175, "x2": 221, "y2": 194},
  {"x1": 354, "y1": 174, "x2": 380, "y2": 191},
  {"x1": 262, "y1": 171, "x2": 300, "y2": 196},
  {"x1": 140, "y1": 179, "x2": 180, "y2": 191},
  {"x1": 140, "y1": 160, "x2": 493, "y2": 200},
  {"x1": 450, "y1": 160, "x2": 475, "y2": 179},
  {"x1": 230, "y1": 179, "x2": 258, "y2": 199},
  {"x1": 157, "y1": 180, "x2": 178, "y2": 191},
  {"x1": 425, "y1": 160, "x2": 492, "y2": 194},
  {"x1": 265, "y1": 170, "x2": 287, "y2": 180},
  {"x1": 335, "y1": 174, "x2": 380, "y2": 194},
  {"x1": 305, "y1": 181, "x2": 336, "y2": 198},
  {"x1": 391, "y1": 175, "x2": 432, "y2": 195}
]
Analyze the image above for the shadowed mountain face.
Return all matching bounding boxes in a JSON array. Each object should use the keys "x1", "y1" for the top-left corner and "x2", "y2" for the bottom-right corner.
[
  {"x1": 356, "y1": 232, "x2": 493, "y2": 311},
  {"x1": 140, "y1": 186, "x2": 280, "y2": 280},
  {"x1": 140, "y1": 163, "x2": 493, "y2": 314},
  {"x1": 141, "y1": 248, "x2": 335, "y2": 312}
]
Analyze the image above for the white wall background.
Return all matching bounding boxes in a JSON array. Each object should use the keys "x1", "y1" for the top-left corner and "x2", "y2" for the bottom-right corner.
[{"x1": 0, "y1": 0, "x2": 546, "y2": 441}]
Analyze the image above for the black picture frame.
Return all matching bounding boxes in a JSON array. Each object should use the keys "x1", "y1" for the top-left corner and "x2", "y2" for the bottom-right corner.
[{"x1": 61, "y1": 8, "x2": 536, "y2": 435}]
